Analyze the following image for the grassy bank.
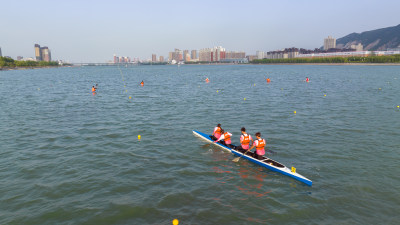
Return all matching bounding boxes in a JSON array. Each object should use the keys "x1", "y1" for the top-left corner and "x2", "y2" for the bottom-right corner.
[
  {"x1": 0, "y1": 56, "x2": 59, "y2": 69},
  {"x1": 251, "y1": 54, "x2": 400, "y2": 64}
]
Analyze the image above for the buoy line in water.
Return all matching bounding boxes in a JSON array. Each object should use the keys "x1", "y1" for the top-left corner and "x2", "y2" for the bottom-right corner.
[{"x1": 117, "y1": 65, "x2": 132, "y2": 100}]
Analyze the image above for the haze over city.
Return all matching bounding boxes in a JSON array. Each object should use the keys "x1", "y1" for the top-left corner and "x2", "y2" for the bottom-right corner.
[{"x1": 1, "y1": 0, "x2": 399, "y2": 62}]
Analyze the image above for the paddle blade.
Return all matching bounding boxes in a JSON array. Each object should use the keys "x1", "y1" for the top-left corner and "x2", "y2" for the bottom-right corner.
[{"x1": 232, "y1": 157, "x2": 240, "y2": 162}]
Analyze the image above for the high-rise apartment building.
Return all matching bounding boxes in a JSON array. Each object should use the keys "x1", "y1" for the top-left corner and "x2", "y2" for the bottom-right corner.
[
  {"x1": 34, "y1": 44, "x2": 51, "y2": 62},
  {"x1": 159, "y1": 56, "x2": 164, "y2": 62},
  {"x1": 191, "y1": 50, "x2": 197, "y2": 60},
  {"x1": 225, "y1": 51, "x2": 246, "y2": 59},
  {"x1": 152, "y1": 54, "x2": 157, "y2": 62},
  {"x1": 168, "y1": 52, "x2": 173, "y2": 62},
  {"x1": 183, "y1": 50, "x2": 188, "y2": 61},
  {"x1": 41, "y1": 47, "x2": 51, "y2": 62},
  {"x1": 35, "y1": 44, "x2": 42, "y2": 61},
  {"x1": 256, "y1": 51, "x2": 265, "y2": 59},
  {"x1": 324, "y1": 36, "x2": 336, "y2": 50},
  {"x1": 199, "y1": 46, "x2": 226, "y2": 62},
  {"x1": 168, "y1": 49, "x2": 183, "y2": 62}
]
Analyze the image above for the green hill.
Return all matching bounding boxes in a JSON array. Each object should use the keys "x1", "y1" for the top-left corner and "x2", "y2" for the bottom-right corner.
[{"x1": 336, "y1": 24, "x2": 400, "y2": 50}]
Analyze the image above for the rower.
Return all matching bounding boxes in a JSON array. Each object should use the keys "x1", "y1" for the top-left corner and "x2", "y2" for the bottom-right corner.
[
  {"x1": 305, "y1": 77, "x2": 309, "y2": 82},
  {"x1": 266, "y1": 78, "x2": 271, "y2": 83},
  {"x1": 249, "y1": 132, "x2": 266, "y2": 160},
  {"x1": 214, "y1": 129, "x2": 233, "y2": 149},
  {"x1": 92, "y1": 86, "x2": 97, "y2": 92},
  {"x1": 236, "y1": 127, "x2": 253, "y2": 154},
  {"x1": 205, "y1": 77, "x2": 209, "y2": 83},
  {"x1": 211, "y1": 124, "x2": 222, "y2": 141},
  {"x1": 140, "y1": 80, "x2": 144, "y2": 87}
]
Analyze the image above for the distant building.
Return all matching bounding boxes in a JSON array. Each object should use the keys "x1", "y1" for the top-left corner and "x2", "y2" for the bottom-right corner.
[
  {"x1": 152, "y1": 54, "x2": 157, "y2": 62},
  {"x1": 199, "y1": 46, "x2": 226, "y2": 62},
  {"x1": 225, "y1": 51, "x2": 246, "y2": 59},
  {"x1": 387, "y1": 47, "x2": 400, "y2": 51},
  {"x1": 34, "y1": 44, "x2": 42, "y2": 61},
  {"x1": 191, "y1": 50, "x2": 197, "y2": 60},
  {"x1": 114, "y1": 54, "x2": 119, "y2": 63},
  {"x1": 41, "y1": 47, "x2": 51, "y2": 62},
  {"x1": 199, "y1": 48, "x2": 211, "y2": 61},
  {"x1": 246, "y1": 55, "x2": 258, "y2": 61},
  {"x1": 159, "y1": 56, "x2": 164, "y2": 62},
  {"x1": 324, "y1": 36, "x2": 336, "y2": 50},
  {"x1": 168, "y1": 49, "x2": 183, "y2": 62},
  {"x1": 296, "y1": 50, "x2": 400, "y2": 58},
  {"x1": 351, "y1": 43, "x2": 363, "y2": 51},
  {"x1": 34, "y1": 44, "x2": 51, "y2": 62},
  {"x1": 183, "y1": 50, "x2": 189, "y2": 61},
  {"x1": 266, "y1": 48, "x2": 299, "y2": 59},
  {"x1": 256, "y1": 51, "x2": 265, "y2": 59},
  {"x1": 185, "y1": 53, "x2": 191, "y2": 61},
  {"x1": 17, "y1": 56, "x2": 23, "y2": 61}
]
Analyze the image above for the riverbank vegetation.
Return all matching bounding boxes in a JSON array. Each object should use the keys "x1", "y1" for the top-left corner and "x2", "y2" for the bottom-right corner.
[
  {"x1": 251, "y1": 54, "x2": 400, "y2": 64},
  {"x1": 0, "y1": 57, "x2": 59, "y2": 69}
]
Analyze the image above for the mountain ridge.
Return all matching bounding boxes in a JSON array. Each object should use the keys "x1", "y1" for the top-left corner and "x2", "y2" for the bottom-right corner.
[{"x1": 336, "y1": 24, "x2": 400, "y2": 51}]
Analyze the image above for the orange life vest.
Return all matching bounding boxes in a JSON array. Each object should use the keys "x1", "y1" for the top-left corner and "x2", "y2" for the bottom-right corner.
[
  {"x1": 266, "y1": 78, "x2": 270, "y2": 83},
  {"x1": 140, "y1": 82, "x2": 144, "y2": 86},
  {"x1": 241, "y1": 134, "x2": 250, "y2": 145},
  {"x1": 92, "y1": 87, "x2": 96, "y2": 92},
  {"x1": 256, "y1": 139, "x2": 266, "y2": 150},
  {"x1": 224, "y1": 132, "x2": 231, "y2": 141},
  {"x1": 214, "y1": 127, "x2": 221, "y2": 135}
]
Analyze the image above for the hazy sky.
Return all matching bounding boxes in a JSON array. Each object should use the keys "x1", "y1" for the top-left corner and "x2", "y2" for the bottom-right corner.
[{"x1": 1, "y1": 0, "x2": 399, "y2": 62}]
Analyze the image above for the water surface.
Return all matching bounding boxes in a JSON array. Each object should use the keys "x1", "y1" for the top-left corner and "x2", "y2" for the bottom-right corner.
[{"x1": 0, "y1": 65, "x2": 399, "y2": 224}]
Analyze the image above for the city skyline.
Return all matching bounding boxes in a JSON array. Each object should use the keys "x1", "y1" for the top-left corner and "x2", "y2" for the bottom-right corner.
[{"x1": 1, "y1": 0, "x2": 399, "y2": 62}]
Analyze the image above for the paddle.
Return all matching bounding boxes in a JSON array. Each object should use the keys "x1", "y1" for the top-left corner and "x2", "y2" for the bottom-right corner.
[{"x1": 232, "y1": 149, "x2": 251, "y2": 162}]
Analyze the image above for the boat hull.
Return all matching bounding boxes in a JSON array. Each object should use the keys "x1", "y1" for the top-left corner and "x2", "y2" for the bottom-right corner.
[{"x1": 193, "y1": 130, "x2": 312, "y2": 186}]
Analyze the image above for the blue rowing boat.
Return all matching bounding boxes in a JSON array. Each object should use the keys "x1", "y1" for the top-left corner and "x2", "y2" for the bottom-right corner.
[{"x1": 193, "y1": 130, "x2": 312, "y2": 186}]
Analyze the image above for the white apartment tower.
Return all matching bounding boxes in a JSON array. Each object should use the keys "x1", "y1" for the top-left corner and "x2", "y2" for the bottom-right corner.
[{"x1": 324, "y1": 36, "x2": 336, "y2": 50}]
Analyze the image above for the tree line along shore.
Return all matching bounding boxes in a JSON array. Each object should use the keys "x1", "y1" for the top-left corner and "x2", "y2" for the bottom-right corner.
[
  {"x1": 3, "y1": 55, "x2": 400, "y2": 69},
  {"x1": 251, "y1": 54, "x2": 400, "y2": 64},
  {"x1": 0, "y1": 57, "x2": 59, "y2": 70}
]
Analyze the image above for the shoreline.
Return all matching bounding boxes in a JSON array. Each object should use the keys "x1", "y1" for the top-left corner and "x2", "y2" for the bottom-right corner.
[
  {"x1": 249, "y1": 63, "x2": 400, "y2": 66},
  {"x1": 181, "y1": 63, "x2": 400, "y2": 66},
  {"x1": 0, "y1": 66, "x2": 76, "y2": 71},
  {"x1": 3, "y1": 63, "x2": 400, "y2": 70}
]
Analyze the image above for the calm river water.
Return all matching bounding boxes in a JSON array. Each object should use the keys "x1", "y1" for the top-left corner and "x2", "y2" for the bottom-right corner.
[{"x1": 0, "y1": 65, "x2": 399, "y2": 224}]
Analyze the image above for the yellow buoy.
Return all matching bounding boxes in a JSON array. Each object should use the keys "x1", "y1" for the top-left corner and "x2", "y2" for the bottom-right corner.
[
  {"x1": 138, "y1": 135, "x2": 141, "y2": 140},
  {"x1": 124, "y1": 85, "x2": 126, "y2": 88},
  {"x1": 129, "y1": 96, "x2": 132, "y2": 99},
  {"x1": 294, "y1": 111, "x2": 296, "y2": 114},
  {"x1": 254, "y1": 84, "x2": 256, "y2": 86},
  {"x1": 217, "y1": 90, "x2": 219, "y2": 93},
  {"x1": 244, "y1": 98, "x2": 246, "y2": 101},
  {"x1": 126, "y1": 90, "x2": 128, "y2": 92},
  {"x1": 379, "y1": 88, "x2": 382, "y2": 90},
  {"x1": 397, "y1": 105, "x2": 399, "y2": 108},
  {"x1": 172, "y1": 219, "x2": 179, "y2": 225},
  {"x1": 324, "y1": 94, "x2": 326, "y2": 97}
]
